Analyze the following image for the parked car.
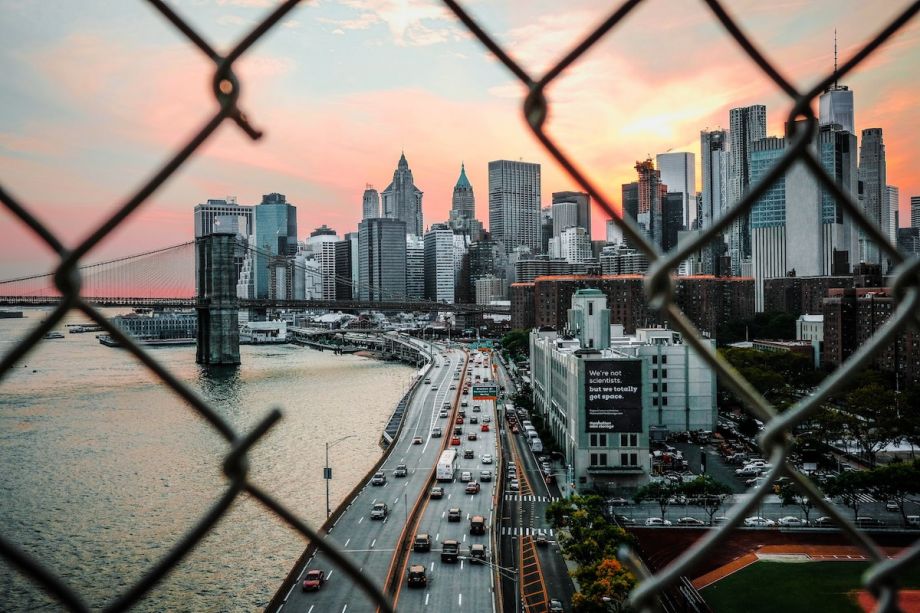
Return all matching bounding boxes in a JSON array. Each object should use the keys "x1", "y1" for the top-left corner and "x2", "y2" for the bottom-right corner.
[
  {"x1": 676, "y1": 517, "x2": 705, "y2": 526},
  {"x1": 614, "y1": 515, "x2": 637, "y2": 526},
  {"x1": 645, "y1": 517, "x2": 672, "y2": 526},
  {"x1": 855, "y1": 517, "x2": 887, "y2": 528},
  {"x1": 814, "y1": 516, "x2": 836, "y2": 527},
  {"x1": 302, "y1": 569, "x2": 326, "y2": 591},
  {"x1": 466, "y1": 481, "x2": 481, "y2": 494},
  {"x1": 777, "y1": 516, "x2": 807, "y2": 527},
  {"x1": 430, "y1": 486, "x2": 444, "y2": 499},
  {"x1": 743, "y1": 516, "x2": 775, "y2": 527},
  {"x1": 370, "y1": 471, "x2": 386, "y2": 486},
  {"x1": 394, "y1": 464, "x2": 407, "y2": 478},
  {"x1": 608, "y1": 497, "x2": 630, "y2": 507}
]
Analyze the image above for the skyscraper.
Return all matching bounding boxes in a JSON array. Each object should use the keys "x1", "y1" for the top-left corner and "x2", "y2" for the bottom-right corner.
[
  {"x1": 488, "y1": 160, "x2": 541, "y2": 254},
  {"x1": 551, "y1": 200, "x2": 579, "y2": 237},
  {"x1": 858, "y1": 128, "x2": 887, "y2": 265},
  {"x1": 635, "y1": 158, "x2": 667, "y2": 250},
  {"x1": 254, "y1": 193, "x2": 297, "y2": 299},
  {"x1": 447, "y1": 163, "x2": 483, "y2": 241},
  {"x1": 818, "y1": 35, "x2": 855, "y2": 134},
  {"x1": 382, "y1": 152, "x2": 424, "y2": 237},
  {"x1": 357, "y1": 217, "x2": 407, "y2": 301},
  {"x1": 728, "y1": 105, "x2": 767, "y2": 274},
  {"x1": 362, "y1": 185, "x2": 381, "y2": 220},
  {"x1": 700, "y1": 130, "x2": 730, "y2": 274},
  {"x1": 662, "y1": 192, "x2": 684, "y2": 252},
  {"x1": 424, "y1": 223, "x2": 455, "y2": 303},
  {"x1": 621, "y1": 182, "x2": 640, "y2": 250},
  {"x1": 551, "y1": 191, "x2": 591, "y2": 237},
  {"x1": 656, "y1": 152, "x2": 695, "y2": 228},
  {"x1": 887, "y1": 186, "x2": 899, "y2": 240},
  {"x1": 912, "y1": 195, "x2": 920, "y2": 228},
  {"x1": 405, "y1": 235, "x2": 425, "y2": 300}
]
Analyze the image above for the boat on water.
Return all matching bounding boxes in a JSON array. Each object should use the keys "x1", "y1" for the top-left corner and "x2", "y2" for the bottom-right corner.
[{"x1": 42, "y1": 331, "x2": 64, "y2": 339}]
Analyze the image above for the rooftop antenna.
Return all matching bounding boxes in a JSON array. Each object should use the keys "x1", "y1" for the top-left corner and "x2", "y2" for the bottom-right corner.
[{"x1": 834, "y1": 28, "x2": 839, "y2": 88}]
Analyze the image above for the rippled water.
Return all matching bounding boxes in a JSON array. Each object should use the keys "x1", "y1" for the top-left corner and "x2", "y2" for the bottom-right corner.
[{"x1": 0, "y1": 308, "x2": 415, "y2": 611}]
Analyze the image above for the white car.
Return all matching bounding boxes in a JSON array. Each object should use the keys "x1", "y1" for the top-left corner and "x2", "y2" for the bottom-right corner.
[
  {"x1": 777, "y1": 516, "x2": 807, "y2": 527},
  {"x1": 743, "y1": 516, "x2": 775, "y2": 527},
  {"x1": 645, "y1": 517, "x2": 672, "y2": 526},
  {"x1": 460, "y1": 471, "x2": 472, "y2": 482},
  {"x1": 481, "y1": 454, "x2": 493, "y2": 464}
]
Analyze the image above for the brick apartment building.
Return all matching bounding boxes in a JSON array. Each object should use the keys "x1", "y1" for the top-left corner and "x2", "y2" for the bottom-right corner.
[{"x1": 510, "y1": 274, "x2": 754, "y2": 338}]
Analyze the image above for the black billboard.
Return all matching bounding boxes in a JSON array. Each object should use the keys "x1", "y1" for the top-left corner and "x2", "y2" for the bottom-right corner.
[{"x1": 584, "y1": 360, "x2": 643, "y2": 433}]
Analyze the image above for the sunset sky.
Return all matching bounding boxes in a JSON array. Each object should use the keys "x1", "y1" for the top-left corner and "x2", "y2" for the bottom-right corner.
[{"x1": 1, "y1": 0, "x2": 918, "y2": 280}]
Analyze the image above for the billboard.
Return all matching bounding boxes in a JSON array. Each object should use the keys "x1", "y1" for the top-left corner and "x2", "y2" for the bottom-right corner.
[
  {"x1": 584, "y1": 360, "x2": 642, "y2": 433},
  {"x1": 472, "y1": 384, "x2": 497, "y2": 399}
]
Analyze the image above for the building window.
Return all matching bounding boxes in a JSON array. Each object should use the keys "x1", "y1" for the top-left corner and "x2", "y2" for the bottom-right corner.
[
  {"x1": 588, "y1": 302, "x2": 594, "y2": 316},
  {"x1": 590, "y1": 453, "x2": 608, "y2": 466},
  {"x1": 652, "y1": 355, "x2": 658, "y2": 364},
  {"x1": 652, "y1": 383, "x2": 658, "y2": 393},
  {"x1": 661, "y1": 355, "x2": 667, "y2": 364},
  {"x1": 589, "y1": 433, "x2": 608, "y2": 447},
  {"x1": 620, "y1": 453, "x2": 638, "y2": 466},
  {"x1": 661, "y1": 369, "x2": 668, "y2": 378},
  {"x1": 662, "y1": 383, "x2": 668, "y2": 393},
  {"x1": 652, "y1": 396, "x2": 658, "y2": 406},
  {"x1": 620, "y1": 433, "x2": 638, "y2": 447},
  {"x1": 662, "y1": 397, "x2": 668, "y2": 406}
]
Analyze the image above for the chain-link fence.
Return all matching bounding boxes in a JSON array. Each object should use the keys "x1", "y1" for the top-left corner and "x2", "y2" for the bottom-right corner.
[{"x1": 2, "y1": 0, "x2": 919, "y2": 611}]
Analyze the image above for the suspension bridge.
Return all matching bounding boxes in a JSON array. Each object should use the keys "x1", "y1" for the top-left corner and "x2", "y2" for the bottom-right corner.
[{"x1": 0, "y1": 240, "x2": 509, "y2": 316}]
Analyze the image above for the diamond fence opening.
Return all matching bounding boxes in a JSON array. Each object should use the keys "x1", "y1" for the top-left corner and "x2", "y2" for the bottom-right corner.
[{"x1": 1, "y1": 0, "x2": 919, "y2": 612}]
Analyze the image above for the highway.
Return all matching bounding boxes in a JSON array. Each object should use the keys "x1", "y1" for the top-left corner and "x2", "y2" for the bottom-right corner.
[
  {"x1": 277, "y1": 342, "x2": 468, "y2": 613},
  {"x1": 395, "y1": 350, "x2": 501, "y2": 612}
]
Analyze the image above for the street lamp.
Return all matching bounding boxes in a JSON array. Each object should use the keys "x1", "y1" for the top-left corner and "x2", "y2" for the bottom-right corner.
[{"x1": 325, "y1": 434, "x2": 356, "y2": 518}]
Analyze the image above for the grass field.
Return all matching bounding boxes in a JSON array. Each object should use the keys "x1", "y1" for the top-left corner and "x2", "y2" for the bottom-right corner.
[{"x1": 701, "y1": 561, "x2": 920, "y2": 613}]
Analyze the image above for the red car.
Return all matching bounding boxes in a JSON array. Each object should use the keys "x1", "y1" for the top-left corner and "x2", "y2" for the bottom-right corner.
[
  {"x1": 451, "y1": 437, "x2": 461, "y2": 446},
  {"x1": 511, "y1": 426, "x2": 519, "y2": 434},
  {"x1": 456, "y1": 416, "x2": 464, "y2": 424},
  {"x1": 480, "y1": 424, "x2": 490, "y2": 432},
  {"x1": 302, "y1": 569, "x2": 325, "y2": 591},
  {"x1": 465, "y1": 481, "x2": 481, "y2": 494}
]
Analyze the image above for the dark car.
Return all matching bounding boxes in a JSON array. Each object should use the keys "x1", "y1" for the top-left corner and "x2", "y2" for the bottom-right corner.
[
  {"x1": 469, "y1": 543, "x2": 486, "y2": 564},
  {"x1": 370, "y1": 471, "x2": 386, "y2": 486},
  {"x1": 302, "y1": 569, "x2": 325, "y2": 591},
  {"x1": 465, "y1": 481, "x2": 481, "y2": 494},
  {"x1": 407, "y1": 564, "x2": 427, "y2": 587},
  {"x1": 535, "y1": 534, "x2": 548, "y2": 547},
  {"x1": 394, "y1": 464, "x2": 407, "y2": 478},
  {"x1": 441, "y1": 539, "x2": 460, "y2": 563},
  {"x1": 464, "y1": 449, "x2": 475, "y2": 459},
  {"x1": 448, "y1": 507, "x2": 462, "y2": 522},
  {"x1": 470, "y1": 515, "x2": 485, "y2": 535},
  {"x1": 413, "y1": 533, "x2": 431, "y2": 552},
  {"x1": 467, "y1": 433, "x2": 478, "y2": 441}
]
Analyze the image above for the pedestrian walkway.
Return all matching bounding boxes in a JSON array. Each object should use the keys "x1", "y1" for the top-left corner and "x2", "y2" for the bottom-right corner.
[
  {"x1": 500, "y1": 527, "x2": 555, "y2": 536},
  {"x1": 504, "y1": 494, "x2": 559, "y2": 502}
]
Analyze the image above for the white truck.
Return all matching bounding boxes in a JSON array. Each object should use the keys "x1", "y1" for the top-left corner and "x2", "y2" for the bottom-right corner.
[{"x1": 436, "y1": 449, "x2": 458, "y2": 481}]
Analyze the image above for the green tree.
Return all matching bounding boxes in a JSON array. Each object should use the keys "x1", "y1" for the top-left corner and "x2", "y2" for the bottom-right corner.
[
  {"x1": 864, "y1": 460, "x2": 920, "y2": 527},
  {"x1": 571, "y1": 557, "x2": 635, "y2": 613},
  {"x1": 825, "y1": 470, "x2": 871, "y2": 521},
  {"x1": 500, "y1": 329, "x2": 530, "y2": 360},
  {"x1": 838, "y1": 383, "x2": 900, "y2": 467},
  {"x1": 778, "y1": 480, "x2": 816, "y2": 524},
  {"x1": 546, "y1": 495, "x2": 632, "y2": 567},
  {"x1": 634, "y1": 481, "x2": 680, "y2": 521},
  {"x1": 683, "y1": 475, "x2": 733, "y2": 525},
  {"x1": 510, "y1": 383, "x2": 534, "y2": 413}
]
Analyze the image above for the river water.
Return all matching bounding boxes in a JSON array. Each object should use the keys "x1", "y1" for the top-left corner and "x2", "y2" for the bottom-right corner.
[{"x1": 0, "y1": 308, "x2": 415, "y2": 611}]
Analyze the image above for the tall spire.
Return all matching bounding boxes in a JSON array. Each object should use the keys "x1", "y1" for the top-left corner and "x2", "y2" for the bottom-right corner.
[
  {"x1": 834, "y1": 28, "x2": 838, "y2": 88},
  {"x1": 455, "y1": 162, "x2": 472, "y2": 189}
]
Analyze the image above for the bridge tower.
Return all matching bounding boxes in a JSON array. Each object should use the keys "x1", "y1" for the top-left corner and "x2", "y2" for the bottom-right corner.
[{"x1": 196, "y1": 231, "x2": 240, "y2": 365}]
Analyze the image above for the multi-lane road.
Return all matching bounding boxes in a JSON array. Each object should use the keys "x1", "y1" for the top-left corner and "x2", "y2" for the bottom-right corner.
[
  {"x1": 278, "y1": 344, "x2": 467, "y2": 613},
  {"x1": 394, "y1": 352, "x2": 501, "y2": 612}
]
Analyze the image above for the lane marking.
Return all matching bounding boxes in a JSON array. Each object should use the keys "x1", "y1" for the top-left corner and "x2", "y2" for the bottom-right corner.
[
  {"x1": 344, "y1": 538, "x2": 350, "y2": 548},
  {"x1": 459, "y1": 593, "x2": 463, "y2": 605},
  {"x1": 327, "y1": 570, "x2": 334, "y2": 579},
  {"x1": 284, "y1": 583, "x2": 295, "y2": 602},
  {"x1": 358, "y1": 517, "x2": 363, "y2": 524},
  {"x1": 371, "y1": 539, "x2": 376, "y2": 548},
  {"x1": 425, "y1": 593, "x2": 430, "y2": 605}
]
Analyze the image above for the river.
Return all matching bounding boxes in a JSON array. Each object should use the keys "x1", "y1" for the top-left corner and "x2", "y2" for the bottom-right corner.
[{"x1": 0, "y1": 308, "x2": 415, "y2": 611}]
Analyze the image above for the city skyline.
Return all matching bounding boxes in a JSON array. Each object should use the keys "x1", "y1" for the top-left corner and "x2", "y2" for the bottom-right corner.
[{"x1": 2, "y1": 0, "x2": 919, "y2": 281}]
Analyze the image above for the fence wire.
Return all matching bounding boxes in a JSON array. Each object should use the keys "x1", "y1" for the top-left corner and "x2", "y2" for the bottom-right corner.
[{"x1": 0, "y1": 1, "x2": 918, "y2": 612}]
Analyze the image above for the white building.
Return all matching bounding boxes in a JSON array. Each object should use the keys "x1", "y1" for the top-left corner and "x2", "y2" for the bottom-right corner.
[
  {"x1": 475, "y1": 276, "x2": 505, "y2": 305},
  {"x1": 424, "y1": 224, "x2": 455, "y2": 303},
  {"x1": 530, "y1": 289, "x2": 717, "y2": 494},
  {"x1": 406, "y1": 235, "x2": 425, "y2": 300},
  {"x1": 559, "y1": 226, "x2": 592, "y2": 264},
  {"x1": 488, "y1": 160, "x2": 541, "y2": 254},
  {"x1": 796, "y1": 314, "x2": 823, "y2": 343}
]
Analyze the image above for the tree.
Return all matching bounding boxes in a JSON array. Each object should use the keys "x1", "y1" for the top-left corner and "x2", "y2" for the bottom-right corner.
[
  {"x1": 545, "y1": 495, "x2": 632, "y2": 567},
  {"x1": 838, "y1": 383, "x2": 900, "y2": 467},
  {"x1": 571, "y1": 557, "x2": 635, "y2": 613},
  {"x1": 900, "y1": 385, "x2": 920, "y2": 459},
  {"x1": 510, "y1": 383, "x2": 534, "y2": 413},
  {"x1": 778, "y1": 480, "x2": 816, "y2": 524},
  {"x1": 500, "y1": 329, "x2": 530, "y2": 360},
  {"x1": 864, "y1": 460, "x2": 920, "y2": 527},
  {"x1": 683, "y1": 475, "x2": 733, "y2": 525},
  {"x1": 634, "y1": 481, "x2": 680, "y2": 521},
  {"x1": 825, "y1": 470, "x2": 871, "y2": 521}
]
